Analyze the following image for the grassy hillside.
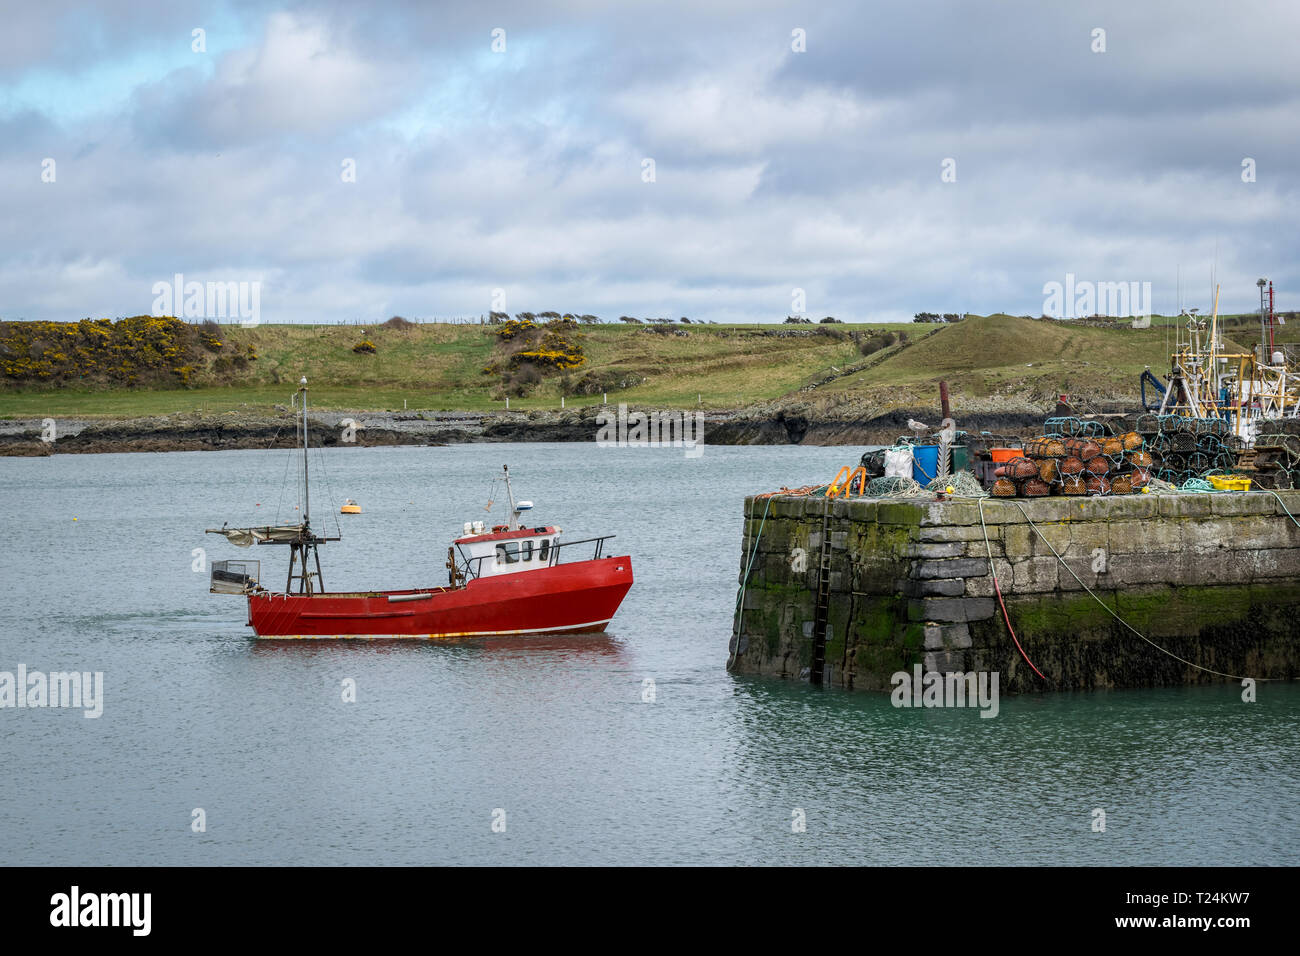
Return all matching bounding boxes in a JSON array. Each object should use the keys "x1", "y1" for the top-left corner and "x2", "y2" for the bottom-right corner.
[
  {"x1": 0, "y1": 320, "x2": 924, "y2": 416},
  {"x1": 0, "y1": 311, "x2": 1285, "y2": 419}
]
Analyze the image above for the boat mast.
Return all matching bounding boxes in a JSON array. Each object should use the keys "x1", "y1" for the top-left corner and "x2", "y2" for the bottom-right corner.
[
  {"x1": 503, "y1": 464, "x2": 517, "y2": 530},
  {"x1": 299, "y1": 376, "x2": 310, "y2": 526},
  {"x1": 286, "y1": 376, "x2": 324, "y2": 595}
]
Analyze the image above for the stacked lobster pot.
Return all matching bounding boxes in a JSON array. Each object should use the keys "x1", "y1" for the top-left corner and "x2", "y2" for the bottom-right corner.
[
  {"x1": 990, "y1": 427, "x2": 1150, "y2": 498},
  {"x1": 1235, "y1": 417, "x2": 1300, "y2": 490},
  {"x1": 1133, "y1": 414, "x2": 1242, "y2": 485}
]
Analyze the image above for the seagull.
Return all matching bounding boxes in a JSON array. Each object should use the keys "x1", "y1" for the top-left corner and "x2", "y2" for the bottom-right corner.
[{"x1": 907, "y1": 418, "x2": 930, "y2": 437}]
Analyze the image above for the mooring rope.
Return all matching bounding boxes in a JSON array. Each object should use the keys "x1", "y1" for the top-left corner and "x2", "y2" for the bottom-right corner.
[
  {"x1": 1262, "y1": 488, "x2": 1300, "y2": 530},
  {"x1": 729, "y1": 495, "x2": 773, "y2": 671},
  {"x1": 1000, "y1": 498, "x2": 1271, "y2": 683},
  {"x1": 977, "y1": 498, "x2": 1049, "y2": 681}
]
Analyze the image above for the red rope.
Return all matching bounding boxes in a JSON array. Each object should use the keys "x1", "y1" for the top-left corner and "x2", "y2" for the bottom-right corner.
[{"x1": 992, "y1": 570, "x2": 1049, "y2": 681}]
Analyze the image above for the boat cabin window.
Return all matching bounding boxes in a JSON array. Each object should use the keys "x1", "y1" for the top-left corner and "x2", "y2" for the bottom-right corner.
[
  {"x1": 496, "y1": 542, "x2": 520, "y2": 564},
  {"x1": 538, "y1": 540, "x2": 550, "y2": 562},
  {"x1": 521, "y1": 540, "x2": 533, "y2": 562}
]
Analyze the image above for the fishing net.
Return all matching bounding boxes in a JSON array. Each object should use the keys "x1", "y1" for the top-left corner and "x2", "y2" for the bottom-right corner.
[
  {"x1": 864, "y1": 476, "x2": 923, "y2": 497},
  {"x1": 926, "y1": 471, "x2": 988, "y2": 497}
]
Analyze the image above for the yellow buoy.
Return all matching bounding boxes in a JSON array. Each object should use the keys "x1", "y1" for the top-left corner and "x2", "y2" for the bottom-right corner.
[{"x1": 341, "y1": 499, "x2": 362, "y2": 515}]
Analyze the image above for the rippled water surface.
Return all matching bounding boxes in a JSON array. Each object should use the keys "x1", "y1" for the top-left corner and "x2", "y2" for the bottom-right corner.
[{"x1": 1, "y1": 442, "x2": 1297, "y2": 864}]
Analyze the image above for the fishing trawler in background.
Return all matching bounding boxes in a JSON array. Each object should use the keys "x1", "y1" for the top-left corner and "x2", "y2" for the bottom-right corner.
[
  {"x1": 206, "y1": 378, "x2": 633, "y2": 638},
  {"x1": 1140, "y1": 280, "x2": 1300, "y2": 445}
]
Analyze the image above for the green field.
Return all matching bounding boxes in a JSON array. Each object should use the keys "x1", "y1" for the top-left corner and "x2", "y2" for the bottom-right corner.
[
  {"x1": 0, "y1": 313, "x2": 1285, "y2": 419},
  {"x1": 0, "y1": 321, "x2": 930, "y2": 417}
]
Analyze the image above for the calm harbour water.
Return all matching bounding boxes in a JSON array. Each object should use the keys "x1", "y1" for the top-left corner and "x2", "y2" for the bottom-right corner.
[{"x1": 1, "y1": 441, "x2": 1297, "y2": 865}]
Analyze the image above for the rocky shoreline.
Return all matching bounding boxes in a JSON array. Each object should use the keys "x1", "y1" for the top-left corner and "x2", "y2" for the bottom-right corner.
[{"x1": 0, "y1": 403, "x2": 1060, "y2": 456}]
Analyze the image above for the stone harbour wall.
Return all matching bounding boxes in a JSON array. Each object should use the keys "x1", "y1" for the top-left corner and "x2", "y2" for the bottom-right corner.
[{"x1": 729, "y1": 491, "x2": 1300, "y2": 692}]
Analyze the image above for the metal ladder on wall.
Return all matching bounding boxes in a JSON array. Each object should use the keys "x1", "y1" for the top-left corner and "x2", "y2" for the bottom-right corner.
[{"x1": 810, "y1": 500, "x2": 833, "y2": 686}]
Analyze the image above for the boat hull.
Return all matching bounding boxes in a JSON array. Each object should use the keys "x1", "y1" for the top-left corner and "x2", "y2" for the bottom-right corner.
[{"x1": 245, "y1": 556, "x2": 633, "y2": 639}]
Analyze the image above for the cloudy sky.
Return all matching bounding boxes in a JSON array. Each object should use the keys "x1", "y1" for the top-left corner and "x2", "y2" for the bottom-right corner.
[{"x1": 2, "y1": 0, "x2": 1297, "y2": 323}]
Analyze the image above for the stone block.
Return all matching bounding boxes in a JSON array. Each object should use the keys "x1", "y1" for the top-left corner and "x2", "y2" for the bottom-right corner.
[
  {"x1": 902, "y1": 577, "x2": 967, "y2": 597},
  {"x1": 1055, "y1": 555, "x2": 1100, "y2": 591},
  {"x1": 1179, "y1": 519, "x2": 1226, "y2": 554},
  {"x1": 964, "y1": 538, "x2": 1004, "y2": 559},
  {"x1": 1250, "y1": 548, "x2": 1300, "y2": 578},
  {"x1": 914, "y1": 558, "x2": 990, "y2": 579},
  {"x1": 908, "y1": 597, "x2": 995, "y2": 623},
  {"x1": 922, "y1": 623, "x2": 972, "y2": 650},
  {"x1": 919, "y1": 501, "x2": 982, "y2": 526},
  {"x1": 1157, "y1": 493, "x2": 1212, "y2": 518},
  {"x1": 961, "y1": 560, "x2": 1005, "y2": 597},
  {"x1": 923, "y1": 650, "x2": 967, "y2": 673},
  {"x1": 920, "y1": 524, "x2": 998, "y2": 543},
  {"x1": 1011, "y1": 556, "x2": 1059, "y2": 593},
  {"x1": 1220, "y1": 514, "x2": 1300, "y2": 551},
  {"x1": 1210, "y1": 494, "x2": 1271, "y2": 517},
  {"x1": 1012, "y1": 498, "x2": 1069, "y2": 523},
  {"x1": 1113, "y1": 518, "x2": 1181, "y2": 555},
  {"x1": 845, "y1": 500, "x2": 879, "y2": 522},
  {"x1": 1108, "y1": 552, "x2": 1183, "y2": 587},
  {"x1": 1002, "y1": 523, "x2": 1033, "y2": 558},
  {"x1": 904, "y1": 542, "x2": 966, "y2": 559},
  {"x1": 876, "y1": 502, "x2": 923, "y2": 526}
]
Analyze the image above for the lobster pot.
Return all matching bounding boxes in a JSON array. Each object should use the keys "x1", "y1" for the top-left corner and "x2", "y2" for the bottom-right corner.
[
  {"x1": 1025, "y1": 437, "x2": 1066, "y2": 458},
  {"x1": 1085, "y1": 456, "x2": 1110, "y2": 476},
  {"x1": 884, "y1": 447, "x2": 912, "y2": 479},
  {"x1": 1101, "y1": 437, "x2": 1123, "y2": 457},
  {"x1": 1120, "y1": 431, "x2": 1144, "y2": 451},
  {"x1": 1128, "y1": 450, "x2": 1153, "y2": 468},
  {"x1": 1110, "y1": 475, "x2": 1134, "y2": 495},
  {"x1": 1037, "y1": 458, "x2": 1059, "y2": 482},
  {"x1": 991, "y1": 478, "x2": 1018, "y2": 497},
  {"x1": 1085, "y1": 475, "x2": 1111, "y2": 496},
  {"x1": 1059, "y1": 456, "x2": 1085, "y2": 476},
  {"x1": 1064, "y1": 438, "x2": 1102, "y2": 460},
  {"x1": 1061, "y1": 476, "x2": 1086, "y2": 495},
  {"x1": 1004, "y1": 457, "x2": 1039, "y2": 480},
  {"x1": 1019, "y1": 477, "x2": 1051, "y2": 497}
]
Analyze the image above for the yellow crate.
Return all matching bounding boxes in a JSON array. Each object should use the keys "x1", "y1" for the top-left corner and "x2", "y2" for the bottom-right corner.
[{"x1": 1207, "y1": 474, "x2": 1252, "y2": 491}]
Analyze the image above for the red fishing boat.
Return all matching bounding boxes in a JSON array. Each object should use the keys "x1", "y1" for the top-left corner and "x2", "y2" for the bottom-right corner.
[{"x1": 206, "y1": 378, "x2": 633, "y2": 638}]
